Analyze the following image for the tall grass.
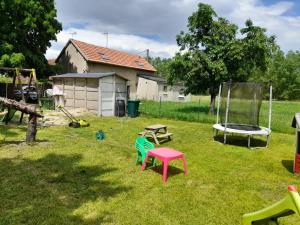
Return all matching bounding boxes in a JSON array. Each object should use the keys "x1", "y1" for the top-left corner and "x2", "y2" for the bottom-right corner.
[{"x1": 139, "y1": 97, "x2": 300, "y2": 134}]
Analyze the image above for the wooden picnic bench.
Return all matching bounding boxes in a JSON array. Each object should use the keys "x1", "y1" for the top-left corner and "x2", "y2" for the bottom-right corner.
[{"x1": 139, "y1": 124, "x2": 173, "y2": 145}]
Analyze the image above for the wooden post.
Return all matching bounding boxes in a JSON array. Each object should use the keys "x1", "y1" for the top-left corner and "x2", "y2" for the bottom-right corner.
[
  {"x1": 26, "y1": 114, "x2": 37, "y2": 143},
  {"x1": 198, "y1": 97, "x2": 201, "y2": 121},
  {"x1": 159, "y1": 96, "x2": 162, "y2": 116},
  {"x1": 0, "y1": 97, "x2": 43, "y2": 144},
  {"x1": 19, "y1": 112, "x2": 24, "y2": 123}
]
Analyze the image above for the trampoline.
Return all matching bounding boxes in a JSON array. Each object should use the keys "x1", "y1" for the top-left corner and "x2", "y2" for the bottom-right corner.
[{"x1": 213, "y1": 81, "x2": 272, "y2": 148}]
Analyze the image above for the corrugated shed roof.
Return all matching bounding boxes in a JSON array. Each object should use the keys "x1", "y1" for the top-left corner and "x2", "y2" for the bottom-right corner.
[
  {"x1": 51, "y1": 72, "x2": 127, "y2": 80},
  {"x1": 56, "y1": 39, "x2": 156, "y2": 72},
  {"x1": 138, "y1": 74, "x2": 166, "y2": 83}
]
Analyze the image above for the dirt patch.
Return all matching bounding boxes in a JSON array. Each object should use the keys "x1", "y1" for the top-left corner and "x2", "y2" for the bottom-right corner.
[{"x1": 41, "y1": 108, "x2": 95, "y2": 127}]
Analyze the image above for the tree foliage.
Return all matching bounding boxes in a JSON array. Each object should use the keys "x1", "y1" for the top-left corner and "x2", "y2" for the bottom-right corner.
[
  {"x1": 169, "y1": 3, "x2": 277, "y2": 112},
  {"x1": 149, "y1": 57, "x2": 172, "y2": 78},
  {"x1": 0, "y1": 0, "x2": 62, "y2": 76},
  {"x1": 250, "y1": 50, "x2": 300, "y2": 100}
]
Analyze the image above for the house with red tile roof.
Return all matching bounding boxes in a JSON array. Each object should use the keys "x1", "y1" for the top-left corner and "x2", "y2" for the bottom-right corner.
[
  {"x1": 55, "y1": 39, "x2": 156, "y2": 98},
  {"x1": 47, "y1": 59, "x2": 56, "y2": 66}
]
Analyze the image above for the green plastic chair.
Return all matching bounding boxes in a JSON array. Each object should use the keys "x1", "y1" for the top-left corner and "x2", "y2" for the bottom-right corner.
[{"x1": 135, "y1": 137, "x2": 156, "y2": 167}]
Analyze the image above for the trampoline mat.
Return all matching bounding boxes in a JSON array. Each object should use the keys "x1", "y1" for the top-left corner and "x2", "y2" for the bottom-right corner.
[{"x1": 221, "y1": 123, "x2": 262, "y2": 131}]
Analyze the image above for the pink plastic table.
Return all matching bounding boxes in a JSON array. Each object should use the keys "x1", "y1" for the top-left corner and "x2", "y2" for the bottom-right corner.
[{"x1": 142, "y1": 147, "x2": 187, "y2": 183}]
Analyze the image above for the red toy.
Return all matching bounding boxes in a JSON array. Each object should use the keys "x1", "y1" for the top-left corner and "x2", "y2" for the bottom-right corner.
[{"x1": 292, "y1": 113, "x2": 300, "y2": 173}]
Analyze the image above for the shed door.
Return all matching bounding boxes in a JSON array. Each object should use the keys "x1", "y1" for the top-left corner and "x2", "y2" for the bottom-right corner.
[{"x1": 100, "y1": 76, "x2": 114, "y2": 116}]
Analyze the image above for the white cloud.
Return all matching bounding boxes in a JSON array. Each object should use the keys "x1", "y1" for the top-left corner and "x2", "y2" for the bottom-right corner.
[
  {"x1": 46, "y1": 28, "x2": 178, "y2": 59},
  {"x1": 226, "y1": 0, "x2": 300, "y2": 52},
  {"x1": 47, "y1": 0, "x2": 300, "y2": 59}
]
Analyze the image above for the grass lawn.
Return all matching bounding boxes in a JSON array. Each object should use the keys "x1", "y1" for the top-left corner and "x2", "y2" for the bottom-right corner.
[
  {"x1": 0, "y1": 116, "x2": 299, "y2": 225},
  {"x1": 139, "y1": 98, "x2": 300, "y2": 134}
]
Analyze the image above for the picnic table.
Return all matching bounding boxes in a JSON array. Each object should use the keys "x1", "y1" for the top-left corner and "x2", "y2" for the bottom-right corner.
[{"x1": 139, "y1": 124, "x2": 173, "y2": 145}]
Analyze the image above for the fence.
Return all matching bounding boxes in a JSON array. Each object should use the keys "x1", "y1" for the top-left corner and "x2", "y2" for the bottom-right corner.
[
  {"x1": 139, "y1": 96, "x2": 216, "y2": 124},
  {"x1": 138, "y1": 96, "x2": 300, "y2": 134}
]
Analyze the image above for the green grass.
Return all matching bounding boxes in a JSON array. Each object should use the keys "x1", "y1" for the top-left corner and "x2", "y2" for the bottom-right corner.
[
  {"x1": 0, "y1": 116, "x2": 300, "y2": 224},
  {"x1": 139, "y1": 98, "x2": 300, "y2": 134}
]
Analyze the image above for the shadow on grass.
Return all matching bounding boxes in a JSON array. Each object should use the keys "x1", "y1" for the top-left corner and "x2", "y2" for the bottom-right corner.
[
  {"x1": 0, "y1": 153, "x2": 131, "y2": 224},
  {"x1": 176, "y1": 106, "x2": 210, "y2": 114},
  {"x1": 0, "y1": 139, "x2": 49, "y2": 146},
  {"x1": 152, "y1": 164, "x2": 184, "y2": 177},
  {"x1": 281, "y1": 160, "x2": 294, "y2": 174},
  {"x1": 143, "y1": 162, "x2": 185, "y2": 180},
  {"x1": 0, "y1": 123, "x2": 27, "y2": 137},
  {"x1": 213, "y1": 135, "x2": 267, "y2": 149}
]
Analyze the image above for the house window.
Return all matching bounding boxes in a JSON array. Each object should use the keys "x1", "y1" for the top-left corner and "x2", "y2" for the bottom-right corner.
[
  {"x1": 179, "y1": 88, "x2": 185, "y2": 95},
  {"x1": 163, "y1": 85, "x2": 167, "y2": 92},
  {"x1": 98, "y1": 52, "x2": 110, "y2": 61},
  {"x1": 135, "y1": 60, "x2": 144, "y2": 68}
]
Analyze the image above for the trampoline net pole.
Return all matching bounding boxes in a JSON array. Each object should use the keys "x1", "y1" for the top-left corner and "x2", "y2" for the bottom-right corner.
[
  {"x1": 253, "y1": 91, "x2": 257, "y2": 126},
  {"x1": 224, "y1": 81, "x2": 231, "y2": 130},
  {"x1": 216, "y1": 84, "x2": 222, "y2": 125},
  {"x1": 224, "y1": 81, "x2": 231, "y2": 143},
  {"x1": 268, "y1": 84, "x2": 272, "y2": 130}
]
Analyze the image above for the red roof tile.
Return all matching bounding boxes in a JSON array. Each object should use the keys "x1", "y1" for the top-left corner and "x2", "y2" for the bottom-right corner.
[
  {"x1": 47, "y1": 59, "x2": 56, "y2": 65},
  {"x1": 62, "y1": 39, "x2": 156, "y2": 72}
]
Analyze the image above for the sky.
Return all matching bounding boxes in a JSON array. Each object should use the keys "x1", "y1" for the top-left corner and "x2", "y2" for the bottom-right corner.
[{"x1": 46, "y1": 0, "x2": 300, "y2": 59}]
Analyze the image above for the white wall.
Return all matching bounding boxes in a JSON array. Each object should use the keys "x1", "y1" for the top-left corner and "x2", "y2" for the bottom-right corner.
[
  {"x1": 158, "y1": 83, "x2": 191, "y2": 102},
  {"x1": 57, "y1": 43, "x2": 88, "y2": 73},
  {"x1": 88, "y1": 62, "x2": 153, "y2": 99},
  {"x1": 136, "y1": 77, "x2": 190, "y2": 102},
  {"x1": 136, "y1": 77, "x2": 159, "y2": 100},
  {"x1": 99, "y1": 75, "x2": 127, "y2": 116}
]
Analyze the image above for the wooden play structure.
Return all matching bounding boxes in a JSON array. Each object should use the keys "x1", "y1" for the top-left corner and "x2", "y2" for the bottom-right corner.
[
  {"x1": 0, "y1": 97, "x2": 43, "y2": 143},
  {"x1": 0, "y1": 67, "x2": 42, "y2": 124},
  {"x1": 0, "y1": 67, "x2": 43, "y2": 143}
]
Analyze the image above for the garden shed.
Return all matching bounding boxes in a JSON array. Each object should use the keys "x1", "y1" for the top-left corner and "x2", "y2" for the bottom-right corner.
[{"x1": 51, "y1": 72, "x2": 127, "y2": 116}]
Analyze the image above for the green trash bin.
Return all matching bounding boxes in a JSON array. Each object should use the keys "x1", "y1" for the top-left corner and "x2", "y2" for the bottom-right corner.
[{"x1": 127, "y1": 100, "x2": 140, "y2": 117}]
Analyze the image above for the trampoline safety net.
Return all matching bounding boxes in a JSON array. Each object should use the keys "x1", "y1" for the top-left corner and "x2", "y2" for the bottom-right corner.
[{"x1": 219, "y1": 82, "x2": 267, "y2": 131}]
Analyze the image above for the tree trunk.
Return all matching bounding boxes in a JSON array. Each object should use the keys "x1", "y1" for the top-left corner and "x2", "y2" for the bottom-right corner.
[
  {"x1": 0, "y1": 97, "x2": 42, "y2": 144},
  {"x1": 26, "y1": 114, "x2": 37, "y2": 143},
  {"x1": 209, "y1": 94, "x2": 216, "y2": 114},
  {"x1": 0, "y1": 97, "x2": 42, "y2": 117}
]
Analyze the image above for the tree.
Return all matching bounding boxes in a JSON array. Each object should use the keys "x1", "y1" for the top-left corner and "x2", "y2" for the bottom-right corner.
[
  {"x1": 254, "y1": 50, "x2": 300, "y2": 100},
  {"x1": 149, "y1": 57, "x2": 172, "y2": 78},
  {"x1": 0, "y1": 0, "x2": 62, "y2": 76},
  {"x1": 169, "y1": 3, "x2": 277, "y2": 113}
]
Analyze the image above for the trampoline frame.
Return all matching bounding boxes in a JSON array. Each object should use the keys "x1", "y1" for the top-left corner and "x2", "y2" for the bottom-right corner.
[{"x1": 213, "y1": 81, "x2": 272, "y2": 148}]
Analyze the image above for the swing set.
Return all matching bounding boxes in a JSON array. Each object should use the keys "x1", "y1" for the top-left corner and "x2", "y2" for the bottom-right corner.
[
  {"x1": 0, "y1": 67, "x2": 42, "y2": 124},
  {"x1": 0, "y1": 67, "x2": 43, "y2": 143}
]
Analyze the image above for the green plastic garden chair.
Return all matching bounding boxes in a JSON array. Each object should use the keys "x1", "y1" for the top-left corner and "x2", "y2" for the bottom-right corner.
[{"x1": 135, "y1": 137, "x2": 156, "y2": 167}]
